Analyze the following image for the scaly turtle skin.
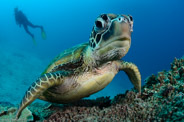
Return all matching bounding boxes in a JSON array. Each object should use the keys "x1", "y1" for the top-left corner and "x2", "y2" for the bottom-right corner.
[{"x1": 16, "y1": 13, "x2": 141, "y2": 119}]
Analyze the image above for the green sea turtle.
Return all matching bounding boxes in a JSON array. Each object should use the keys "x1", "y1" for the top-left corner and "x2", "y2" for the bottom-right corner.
[{"x1": 16, "y1": 13, "x2": 141, "y2": 119}]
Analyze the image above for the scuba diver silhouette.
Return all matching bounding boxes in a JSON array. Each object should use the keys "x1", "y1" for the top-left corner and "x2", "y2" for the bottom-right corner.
[{"x1": 14, "y1": 7, "x2": 46, "y2": 44}]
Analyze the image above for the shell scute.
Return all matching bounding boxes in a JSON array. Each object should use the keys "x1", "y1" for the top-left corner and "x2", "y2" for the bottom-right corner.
[{"x1": 42, "y1": 43, "x2": 88, "y2": 74}]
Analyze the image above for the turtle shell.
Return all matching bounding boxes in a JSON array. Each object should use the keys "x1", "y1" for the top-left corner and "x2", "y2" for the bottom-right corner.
[{"x1": 42, "y1": 43, "x2": 88, "y2": 74}]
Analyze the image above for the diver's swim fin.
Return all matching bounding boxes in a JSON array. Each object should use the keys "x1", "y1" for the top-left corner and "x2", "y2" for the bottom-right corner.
[
  {"x1": 41, "y1": 29, "x2": 46, "y2": 40},
  {"x1": 32, "y1": 37, "x2": 37, "y2": 45}
]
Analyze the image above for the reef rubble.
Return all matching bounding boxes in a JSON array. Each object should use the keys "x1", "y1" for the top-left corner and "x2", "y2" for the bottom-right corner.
[{"x1": 0, "y1": 57, "x2": 184, "y2": 121}]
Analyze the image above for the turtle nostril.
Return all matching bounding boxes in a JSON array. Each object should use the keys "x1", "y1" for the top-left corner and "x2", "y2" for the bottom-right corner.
[{"x1": 95, "y1": 20, "x2": 103, "y2": 28}]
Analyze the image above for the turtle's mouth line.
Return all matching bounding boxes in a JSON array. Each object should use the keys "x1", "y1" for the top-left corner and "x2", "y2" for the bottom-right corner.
[
  {"x1": 116, "y1": 37, "x2": 130, "y2": 41},
  {"x1": 95, "y1": 37, "x2": 130, "y2": 51}
]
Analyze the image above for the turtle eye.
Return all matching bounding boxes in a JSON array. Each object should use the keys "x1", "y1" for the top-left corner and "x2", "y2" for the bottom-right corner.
[
  {"x1": 95, "y1": 20, "x2": 103, "y2": 28},
  {"x1": 128, "y1": 15, "x2": 133, "y2": 21}
]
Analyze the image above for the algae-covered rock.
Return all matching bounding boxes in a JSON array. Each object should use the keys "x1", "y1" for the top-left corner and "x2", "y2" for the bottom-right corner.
[
  {"x1": 28, "y1": 102, "x2": 54, "y2": 121},
  {"x1": 0, "y1": 104, "x2": 33, "y2": 121}
]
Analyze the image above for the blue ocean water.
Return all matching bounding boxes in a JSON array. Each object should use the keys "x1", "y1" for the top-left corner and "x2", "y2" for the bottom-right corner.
[{"x1": 0, "y1": 0, "x2": 183, "y2": 104}]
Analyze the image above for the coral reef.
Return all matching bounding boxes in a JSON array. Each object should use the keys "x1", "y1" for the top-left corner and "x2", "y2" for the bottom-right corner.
[
  {"x1": 44, "y1": 57, "x2": 184, "y2": 121},
  {"x1": 0, "y1": 57, "x2": 183, "y2": 121}
]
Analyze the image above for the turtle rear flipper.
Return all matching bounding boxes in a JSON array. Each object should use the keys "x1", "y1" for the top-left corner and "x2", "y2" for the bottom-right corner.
[{"x1": 16, "y1": 71, "x2": 65, "y2": 119}]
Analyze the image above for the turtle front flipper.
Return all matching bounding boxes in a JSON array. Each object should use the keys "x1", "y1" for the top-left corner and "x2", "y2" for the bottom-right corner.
[
  {"x1": 118, "y1": 61, "x2": 141, "y2": 92},
  {"x1": 16, "y1": 72, "x2": 65, "y2": 119}
]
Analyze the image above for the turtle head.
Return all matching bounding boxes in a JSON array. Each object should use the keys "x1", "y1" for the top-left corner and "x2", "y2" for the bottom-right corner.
[{"x1": 89, "y1": 13, "x2": 133, "y2": 62}]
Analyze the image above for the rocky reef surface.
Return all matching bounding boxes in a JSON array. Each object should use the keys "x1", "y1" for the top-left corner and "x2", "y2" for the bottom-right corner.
[{"x1": 0, "y1": 57, "x2": 184, "y2": 121}]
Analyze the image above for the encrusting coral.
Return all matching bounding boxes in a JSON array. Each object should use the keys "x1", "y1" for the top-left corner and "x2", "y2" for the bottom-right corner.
[{"x1": 0, "y1": 57, "x2": 184, "y2": 121}]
